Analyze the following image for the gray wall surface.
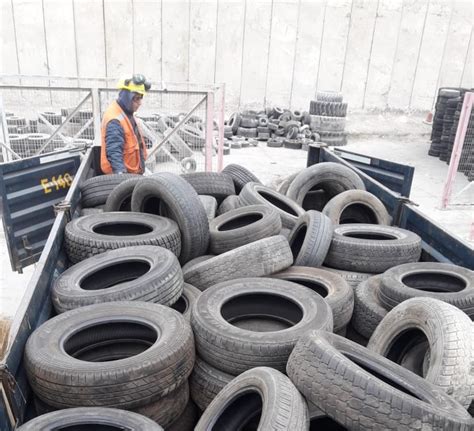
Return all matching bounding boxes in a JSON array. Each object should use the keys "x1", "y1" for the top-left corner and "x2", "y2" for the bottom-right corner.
[{"x1": 1, "y1": 0, "x2": 472, "y2": 112}]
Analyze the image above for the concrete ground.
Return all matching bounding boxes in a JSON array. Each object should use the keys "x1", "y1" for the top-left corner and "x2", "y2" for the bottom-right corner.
[{"x1": 1, "y1": 112, "x2": 472, "y2": 340}]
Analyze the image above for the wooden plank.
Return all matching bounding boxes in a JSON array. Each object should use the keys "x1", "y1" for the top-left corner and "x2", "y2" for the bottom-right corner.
[
  {"x1": 410, "y1": 0, "x2": 451, "y2": 110},
  {"x1": 341, "y1": 0, "x2": 378, "y2": 109},
  {"x1": 265, "y1": 0, "x2": 299, "y2": 108},
  {"x1": 72, "y1": 0, "x2": 107, "y2": 85},
  {"x1": 214, "y1": 0, "x2": 245, "y2": 111},
  {"x1": 290, "y1": 0, "x2": 326, "y2": 110},
  {"x1": 104, "y1": 0, "x2": 134, "y2": 80},
  {"x1": 133, "y1": 0, "x2": 162, "y2": 82},
  {"x1": 240, "y1": 0, "x2": 272, "y2": 109},
  {"x1": 363, "y1": 0, "x2": 403, "y2": 109},
  {"x1": 189, "y1": 0, "x2": 217, "y2": 85},
  {"x1": 162, "y1": 0, "x2": 189, "y2": 84},
  {"x1": 317, "y1": 0, "x2": 352, "y2": 93},
  {"x1": 387, "y1": 0, "x2": 428, "y2": 110},
  {"x1": 460, "y1": 28, "x2": 472, "y2": 89},
  {"x1": 437, "y1": 0, "x2": 472, "y2": 89}
]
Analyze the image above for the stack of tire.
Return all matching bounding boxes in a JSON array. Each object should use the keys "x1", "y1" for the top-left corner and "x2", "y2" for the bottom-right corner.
[
  {"x1": 226, "y1": 108, "x2": 318, "y2": 151},
  {"x1": 309, "y1": 91, "x2": 348, "y2": 147},
  {"x1": 20, "y1": 164, "x2": 474, "y2": 429}
]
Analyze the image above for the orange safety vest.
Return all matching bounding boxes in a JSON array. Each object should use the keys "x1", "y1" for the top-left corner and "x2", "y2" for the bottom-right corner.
[{"x1": 100, "y1": 101, "x2": 147, "y2": 174}]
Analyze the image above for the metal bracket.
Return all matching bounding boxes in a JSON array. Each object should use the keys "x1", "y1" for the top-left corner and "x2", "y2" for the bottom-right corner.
[{"x1": 53, "y1": 200, "x2": 72, "y2": 222}]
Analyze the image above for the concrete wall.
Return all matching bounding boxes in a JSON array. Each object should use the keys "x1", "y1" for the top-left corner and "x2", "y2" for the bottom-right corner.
[{"x1": 1, "y1": 0, "x2": 472, "y2": 112}]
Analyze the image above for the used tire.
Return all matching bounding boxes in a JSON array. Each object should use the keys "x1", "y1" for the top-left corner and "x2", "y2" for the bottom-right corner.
[
  {"x1": 286, "y1": 162, "x2": 365, "y2": 207},
  {"x1": 104, "y1": 177, "x2": 142, "y2": 212},
  {"x1": 351, "y1": 275, "x2": 388, "y2": 338},
  {"x1": 287, "y1": 331, "x2": 473, "y2": 430},
  {"x1": 378, "y1": 262, "x2": 474, "y2": 317},
  {"x1": 181, "y1": 254, "x2": 215, "y2": 273},
  {"x1": 182, "y1": 172, "x2": 235, "y2": 203},
  {"x1": 131, "y1": 173, "x2": 209, "y2": 263},
  {"x1": 191, "y1": 277, "x2": 333, "y2": 374},
  {"x1": 322, "y1": 189, "x2": 391, "y2": 225},
  {"x1": 195, "y1": 367, "x2": 308, "y2": 430},
  {"x1": 190, "y1": 356, "x2": 233, "y2": 411},
  {"x1": 239, "y1": 182, "x2": 305, "y2": 229},
  {"x1": 222, "y1": 163, "x2": 261, "y2": 193},
  {"x1": 171, "y1": 283, "x2": 201, "y2": 321},
  {"x1": 216, "y1": 194, "x2": 241, "y2": 216},
  {"x1": 322, "y1": 266, "x2": 374, "y2": 288},
  {"x1": 167, "y1": 400, "x2": 200, "y2": 431},
  {"x1": 52, "y1": 245, "x2": 183, "y2": 313},
  {"x1": 184, "y1": 235, "x2": 293, "y2": 291},
  {"x1": 25, "y1": 302, "x2": 195, "y2": 409},
  {"x1": 65, "y1": 212, "x2": 181, "y2": 263},
  {"x1": 288, "y1": 210, "x2": 333, "y2": 267},
  {"x1": 17, "y1": 407, "x2": 163, "y2": 430},
  {"x1": 271, "y1": 266, "x2": 354, "y2": 333},
  {"x1": 199, "y1": 195, "x2": 218, "y2": 222},
  {"x1": 368, "y1": 298, "x2": 474, "y2": 408},
  {"x1": 209, "y1": 205, "x2": 282, "y2": 254},
  {"x1": 80, "y1": 174, "x2": 138, "y2": 208},
  {"x1": 325, "y1": 224, "x2": 422, "y2": 273}
]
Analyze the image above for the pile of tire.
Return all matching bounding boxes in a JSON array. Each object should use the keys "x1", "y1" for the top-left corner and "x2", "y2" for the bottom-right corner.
[
  {"x1": 309, "y1": 91, "x2": 348, "y2": 146},
  {"x1": 20, "y1": 163, "x2": 474, "y2": 430}
]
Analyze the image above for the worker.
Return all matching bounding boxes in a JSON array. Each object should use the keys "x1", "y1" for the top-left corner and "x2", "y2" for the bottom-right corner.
[{"x1": 100, "y1": 74, "x2": 151, "y2": 174}]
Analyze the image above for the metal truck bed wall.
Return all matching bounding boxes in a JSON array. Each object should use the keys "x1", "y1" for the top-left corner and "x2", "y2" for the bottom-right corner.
[{"x1": 1, "y1": 144, "x2": 473, "y2": 430}]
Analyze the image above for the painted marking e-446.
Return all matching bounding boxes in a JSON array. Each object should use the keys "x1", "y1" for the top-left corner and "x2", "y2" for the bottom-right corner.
[{"x1": 40, "y1": 172, "x2": 74, "y2": 194}]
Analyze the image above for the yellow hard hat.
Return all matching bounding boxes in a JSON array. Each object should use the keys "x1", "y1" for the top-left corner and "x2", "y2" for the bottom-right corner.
[{"x1": 117, "y1": 74, "x2": 151, "y2": 95}]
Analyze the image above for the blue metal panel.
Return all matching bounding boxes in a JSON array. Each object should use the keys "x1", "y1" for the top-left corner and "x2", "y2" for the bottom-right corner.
[
  {"x1": 0, "y1": 149, "x2": 92, "y2": 430},
  {"x1": 0, "y1": 151, "x2": 81, "y2": 272}
]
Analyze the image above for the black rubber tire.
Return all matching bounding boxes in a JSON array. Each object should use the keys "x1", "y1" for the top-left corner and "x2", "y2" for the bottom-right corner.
[
  {"x1": 181, "y1": 254, "x2": 215, "y2": 273},
  {"x1": 271, "y1": 266, "x2": 354, "y2": 333},
  {"x1": 191, "y1": 277, "x2": 333, "y2": 374},
  {"x1": 17, "y1": 407, "x2": 163, "y2": 430},
  {"x1": 209, "y1": 205, "x2": 282, "y2": 254},
  {"x1": 276, "y1": 172, "x2": 298, "y2": 195},
  {"x1": 322, "y1": 266, "x2": 374, "y2": 288},
  {"x1": 286, "y1": 162, "x2": 365, "y2": 207},
  {"x1": 25, "y1": 302, "x2": 195, "y2": 409},
  {"x1": 368, "y1": 297, "x2": 474, "y2": 408},
  {"x1": 167, "y1": 400, "x2": 200, "y2": 431},
  {"x1": 104, "y1": 177, "x2": 142, "y2": 212},
  {"x1": 324, "y1": 224, "x2": 422, "y2": 273},
  {"x1": 309, "y1": 114, "x2": 346, "y2": 131},
  {"x1": 228, "y1": 113, "x2": 242, "y2": 134},
  {"x1": 284, "y1": 138, "x2": 302, "y2": 149},
  {"x1": 65, "y1": 212, "x2": 181, "y2": 264},
  {"x1": 195, "y1": 367, "x2": 308, "y2": 430},
  {"x1": 222, "y1": 164, "x2": 261, "y2": 193},
  {"x1": 80, "y1": 174, "x2": 139, "y2": 208},
  {"x1": 316, "y1": 91, "x2": 343, "y2": 103},
  {"x1": 240, "y1": 116, "x2": 258, "y2": 128},
  {"x1": 199, "y1": 195, "x2": 218, "y2": 222},
  {"x1": 131, "y1": 173, "x2": 210, "y2": 264},
  {"x1": 322, "y1": 190, "x2": 391, "y2": 225},
  {"x1": 52, "y1": 245, "x2": 183, "y2": 313},
  {"x1": 236, "y1": 127, "x2": 257, "y2": 138},
  {"x1": 267, "y1": 137, "x2": 284, "y2": 147},
  {"x1": 79, "y1": 207, "x2": 103, "y2": 216},
  {"x1": 239, "y1": 182, "x2": 305, "y2": 229},
  {"x1": 351, "y1": 275, "x2": 388, "y2": 338},
  {"x1": 190, "y1": 356, "x2": 233, "y2": 411},
  {"x1": 171, "y1": 283, "x2": 201, "y2": 321},
  {"x1": 378, "y1": 262, "x2": 474, "y2": 317},
  {"x1": 288, "y1": 210, "x2": 333, "y2": 267},
  {"x1": 182, "y1": 172, "x2": 235, "y2": 203},
  {"x1": 184, "y1": 235, "x2": 293, "y2": 291},
  {"x1": 216, "y1": 194, "x2": 241, "y2": 216},
  {"x1": 309, "y1": 101, "x2": 348, "y2": 117},
  {"x1": 287, "y1": 331, "x2": 473, "y2": 430}
]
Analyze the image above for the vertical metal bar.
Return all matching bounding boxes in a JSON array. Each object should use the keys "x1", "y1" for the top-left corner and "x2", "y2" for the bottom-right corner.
[
  {"x1": 217, "y1": 84, "x2": 225, "y2": 172},
  {"x1": 0, "y1": 94, "x2": 12, "y2": 162},
  {"x1": 205, "y1": 91, "x2": 214, "y2": 172},
  {"x1": 441, "y1": 92, "x2": 473, "y2": 208},
  {"x1": 91, "y1": 88, "x2": 102, "y2": 146}
]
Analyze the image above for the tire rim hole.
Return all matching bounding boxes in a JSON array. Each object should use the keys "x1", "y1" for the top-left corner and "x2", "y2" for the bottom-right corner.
[
  {"x1": 402, "y1": 272, "x2": 466, "y2": 292},
  {"x1": 221, "y1": 293, "x2": 303, "y2": 332},
  {"x1": 310, "y1": 416, "x2": 348, "y2": 430},
  {"x1": 219, "y1": 213, "x2": 263, "y2": 231},
  {"x1": 302, "y1": 189, "x2": 328, "y2": 212},
  {"x1": 64, "y1": 321, "x2": 157, "y2": 362},
  {"x1": 257, "y1": 190, "x2": 298, "y2": 216},
  {"x1": 284, "y1": 277, "x2": 328, "y2": 298},
  {"x1": 290, "y1": 224, "x2": 307, "y2": 258},
  {"x1": 385, "y1": 329, "x2": 430, "y2": 378},
  {"x1": 342, "y1": 232, "x2": 397, "y2": 240},
  {"x1": 141, "y1": 196, "x2": 162, "y2": 215},
  {"x1": 55, "y1": 425, "x2": 124, "y2": 431},
  {"x1": 171, "y1": 295, "x2": 188, "y2": 314},
  {"x1": 211, "y1": 390, "x2": 263, "y2": 430},
  {"x1": 80, "y1": 261, "x2": 151, "y2": 290},
  {"x1": 118, "y1": 195, "x2": 132, "y2": 212},
  {"x1": 92, "y1": 222, "x2": 153, "y2": 236},
  {"x1": 340, "y1": 204, "x2": 378, "y2": 224}
]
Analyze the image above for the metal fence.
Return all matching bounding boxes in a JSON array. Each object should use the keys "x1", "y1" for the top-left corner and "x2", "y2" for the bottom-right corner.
[{"x1": 0, "y1": 76, "x2": 225, "y2": 174}]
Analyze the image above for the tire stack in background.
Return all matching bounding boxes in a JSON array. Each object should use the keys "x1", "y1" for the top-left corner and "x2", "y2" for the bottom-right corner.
[
  {"x1": 18, "y1": 163, "x2": 474, "y2": 430},
  {"x1": 309, "y1": 91, "x2": 348, "y2": 147}
]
